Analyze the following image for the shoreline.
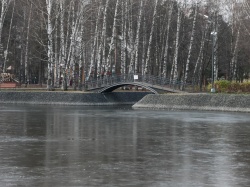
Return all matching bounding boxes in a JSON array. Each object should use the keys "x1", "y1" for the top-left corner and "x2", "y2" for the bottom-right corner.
[
  {"x1": 1, "y1": 91, "x2": 250, "y2": 113},
  {"x1": 0, "y1": 91, "x2": 150, "y2": 106},
  {"x1": 132, "y1": 93, "x2": 250, "y2": 113}
]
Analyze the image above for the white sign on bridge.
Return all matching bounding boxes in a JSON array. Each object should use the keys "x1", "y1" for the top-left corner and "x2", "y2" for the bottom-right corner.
[{"x1": 134, "y1": 75, "x2": 138, "y2": 80}]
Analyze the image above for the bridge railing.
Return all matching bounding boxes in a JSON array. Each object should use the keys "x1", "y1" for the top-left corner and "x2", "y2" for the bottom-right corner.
[{"x1": 84, "y1": 74, "x2": 188, "y2": 91}]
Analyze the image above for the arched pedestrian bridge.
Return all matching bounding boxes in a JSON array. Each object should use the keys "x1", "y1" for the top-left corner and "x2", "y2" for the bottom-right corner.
[{"x1": 84, "y1": 74, "x2": 192, "y2": 94}]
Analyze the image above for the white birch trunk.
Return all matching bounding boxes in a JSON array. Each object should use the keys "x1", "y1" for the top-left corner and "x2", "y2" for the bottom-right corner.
[
  {"x1": 64, "y1": 1, "x2": 75, "y2": 89},
  {"x1": 65, "y1": 1, "x2": 72, "y2": 64},
  {"x1": 232, "y1": 28, "x2": 240, "y2": 80},
  {"x1": 183, "y1": 2, "x2": 197, "y2": 87},
  {"x1": 106, "y1": 0, "x2": 120, "y2": 75},
  {"x1": 134, "y1": 0, "x2": 143, "y2": 74},
  {"x1": 97, "y1": 0, "x2": 109, "y2": 77},
  {"x1": 59, "y1": 1, "x2": 66, "y2": 89},
  {"x1": 141, "y1": 15, "x2": 146, "y2": 75},
  {"x1": 64, "y1": 1, "x2": 74, "y2": 87},
  {"x1": 0, "y1": 0, "x2": 8, "y2": 38},
  {"x1": 74, "y1": 1, "x2": 89, "y2": 89},
  {"x1": 68, "y1": 1, "x2": 76, "y2": 67},
  {"x1": 78, "y1": 13, "x2": 86, "y2": 90},
  {"x1": 46, "y1": 0, "x2": 54, "y2": 90},
  {"x1": 24, "y1": 3, "x2": 32, "y2": 85},
  {"x1": 128, "y1": 0, "x2": 135, "y2": 74},
  {"x1": 171, "y1": 5, "x2": 182, "y2": 82},
  {"x1": 70, "y1": 2, "x2": 86, "y2": 89},
  {"x1": 193, "y1": 23, "x2": 209, "y2": 82},
  {"x1": 214, "y1": 30, "x2": 218, "y2": 81},
  {"x1": 3, "y1": 0, "x2": 14, "y2": 74},
  {"x1": 155, "y1": 39, "x2": 159, "y2": 75},
  {"x1": 54, "y1": 1, "x2": 59, "y2": 87},
  {"x1": 213, "y1": 14, "x2": 219, "y2": 81},
  {"x1": 66, "y1": 2, "x2": 81, "y2": 87},
  {"x1": 0, "y1": 0, "x2": 10, "y2": 72},
  {"x1": 162, "y1": 2, "x2": 173, "y2": 78},
  {"x1": 120, "y1": 0, "x2": 127, "y2": 75},
  {"x1": 59, "y1": 0, "x2": 67, "y2": 90},
  {"x1": 87, "y1": 4, "x2": 101, "y2": 80},
  {"x1": 144, "y1": 0, "x2": 158, "y2": 75},
  {"x1": 59, "y1": 0, "x2": 65, "y2": 65}
]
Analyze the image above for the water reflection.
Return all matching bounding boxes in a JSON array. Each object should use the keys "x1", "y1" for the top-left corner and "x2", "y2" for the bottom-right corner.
[{"x1": 0, "y1": 105, "x2": 250, "y2": 187}]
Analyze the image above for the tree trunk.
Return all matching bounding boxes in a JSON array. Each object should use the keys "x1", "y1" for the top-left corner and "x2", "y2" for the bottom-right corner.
[
  {"x1": 106, "y1": 0, "x2": 120, "y2": 75},
  {"x1": 128, "y1": 0, "x2": 135, "y2": 74},
  {"x1": 59, "y1": 0, "x2": 67, "y2": 90},
  {"x1": 213, "y1": 13, "x2": 219, "y2": 81},
  {"x1": 134, "y1": 0, "x2": 143, "y2": 74},
  {"x1": 24, "y1": 3, "x2": 32, "y2": 86},
  {"x1": 232, "y1": 28, "x2": 240, "y2": 80},
  {"x1": 193, "y1": 23, "x2": 209, "y2": 84},
  {"x1": 141, "y1": 15, "x2": 146, "y2": 75},
  {"x1": 3, "y1": 0, "x2": 14, "y2": 74},
  {"x1": 87, "y1": 4, "x2": 101, "y2": 80},
  {"x1": 144, "y1": 0, "x2": 158, "y2": 75},
  {"x1": 162, "y1": 2, "x2": 173, "y2": 78},
  {"x1": 0, "y1": 0, "x2": 10, "y2": 72},
  {"x1": 171, "y1": 5, "x2": 182, "y2": 82},
  {"x1": 46, "y1": 0, "x2": 54, "y2": 90},
  {"x1": 183, "y1": 2, "x2": 197, "y2": 89},
  {"x1": 97, "y1": 0, "x2": 109, "y2": 78},
  {"x1": 120, "y1": 0, "x2": 127, "y2": 75},
  {"x1": 54, "y1": 1, "x2": 59, "y2": 88}
]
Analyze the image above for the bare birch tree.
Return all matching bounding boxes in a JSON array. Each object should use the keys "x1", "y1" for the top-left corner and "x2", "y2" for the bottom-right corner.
[
  {"x1": 144, "y1": 0, "x2": 158, "y2": 75},
  {"x1": 97, "y1": 0, "x2": 109, "y2": 78},
  {"x1": 45, "y1": 0, "x2": 54, "y2": 90},
  {"x1": 162, "y1": 1, "x2": 173, "y2": 78},
  {"x1": 134, "y1": 0, "x2": 143, "y2": 74},
  {"x1": 183, "y1": 2, "x2": 198, "y2": 88},
  {"x1": 0, "y1": 0, "x2": 249, "y2": 91},
  {"x1": 54, "y1": 0, "x2": 60, "y2": 88},
  {"x1": 171, "y1": 3, "x2": 182, "y2": 82},
  {"x1": 87, "y1": 3, "x2": 101, "y2": 80},
  {"x1": 120, "y1": 0, "x2": 127, "y2": 75},
  {"x1": 24, "y1": 3, "x2": 32, "y2": 85},
  {"x1": 3, "y1": 0, "x2": 14, "y2": 74},
  {"x1": 106, "y1": 0, "x2": 120, "y2": 75},
  {"x1": 193, "y1": 22, "x2": 209, "y2": 85},
  {"x1": 231, "y1": 27, "x2": 240, "y2": 80},
  {"x1": 59, "y1": 0, "x2": 67, "y2": 90},
  {"x1": 0, "y1": 0, "x2": 10, "y2": 72},
  {"x1": 128, "y1": 0, "x2": 135, "y2": 74}
]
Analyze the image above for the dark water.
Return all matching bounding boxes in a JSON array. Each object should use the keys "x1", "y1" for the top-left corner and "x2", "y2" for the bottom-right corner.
[{"x1": 0, "y1": 104, "x2": 250, "y2": 187}]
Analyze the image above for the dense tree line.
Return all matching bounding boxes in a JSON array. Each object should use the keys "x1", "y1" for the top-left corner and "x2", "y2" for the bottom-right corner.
[{"x1": 0, "y1": 0, "x2": 249, "y2": 91}]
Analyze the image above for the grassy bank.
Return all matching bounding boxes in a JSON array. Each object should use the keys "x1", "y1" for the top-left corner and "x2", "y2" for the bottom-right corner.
[{"x1": 207, "y1": 80, "x2": 250, "y2": 93}]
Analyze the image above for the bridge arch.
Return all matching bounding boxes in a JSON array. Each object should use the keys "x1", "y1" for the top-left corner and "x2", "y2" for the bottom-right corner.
[
  {"x1": 98, "y1": 82, "x2": 159, "y2": 94},
  {"x1": 85, "y1": 74, "x2": 186, "y2": 94}
]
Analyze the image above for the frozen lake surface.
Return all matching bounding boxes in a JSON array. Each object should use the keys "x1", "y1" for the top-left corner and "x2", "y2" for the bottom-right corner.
[{"x1": 0, "y1": 104, "x2": 250, "y2": 187}]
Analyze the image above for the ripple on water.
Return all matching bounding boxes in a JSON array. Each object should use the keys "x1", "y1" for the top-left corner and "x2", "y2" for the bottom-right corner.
[{"x1": 0, "y1": 136, "x2": 40, "y2": 143}]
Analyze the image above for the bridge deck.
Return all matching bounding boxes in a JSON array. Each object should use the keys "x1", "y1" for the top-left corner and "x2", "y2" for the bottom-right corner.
[{"x1": 85, "y1": 74, "x2": 190, "y2": 94}]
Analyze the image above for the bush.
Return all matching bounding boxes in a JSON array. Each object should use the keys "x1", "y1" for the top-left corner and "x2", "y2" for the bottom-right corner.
[
  {"x1": 229, "y1": 82, "x2": 241, "y2": 93},
  {"x1": 206, "y1": 80, "x2": 250, "y2": 93},
  {"x1": 215, "y1": 80, "x2": 231, "y2": 93},
  {"x1": 241, "y1": 82, "x2": 250, "y2": 92},
  {"x1": 207, "y1": 83, "x2": 212, "y2": 92}
]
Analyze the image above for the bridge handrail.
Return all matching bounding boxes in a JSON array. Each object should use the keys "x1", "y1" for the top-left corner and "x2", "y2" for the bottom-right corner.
[{"x1": 84, "y1": 73, "x2": 188, "y2": 91}]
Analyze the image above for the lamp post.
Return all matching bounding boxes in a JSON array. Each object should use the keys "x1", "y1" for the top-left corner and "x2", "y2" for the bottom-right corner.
[
  {"x1": 211, "y1": 31, "x2": 217, "y2": 93},
  {"x1": 202, "y1": 14, "x2": 217, "y2": 93}
]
